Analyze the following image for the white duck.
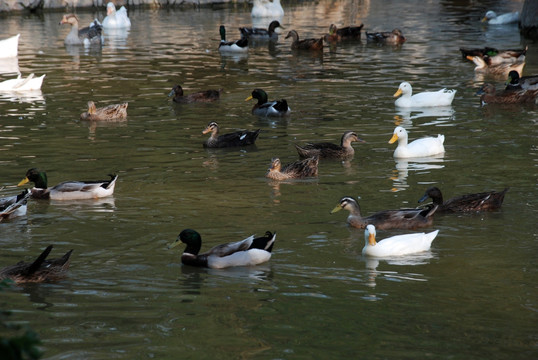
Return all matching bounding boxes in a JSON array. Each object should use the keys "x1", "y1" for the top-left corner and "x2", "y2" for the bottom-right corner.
[
  {"x1": 102, "y1": 2, "x2": 131, "y2": 29},
  {"x1": 0, "y1": 34, "x2": 20, "y2": 59},
  {"x1": 251, "y1": 0, "x2": 284, "y2": 18},
  {"x1": 481, "y1": 11, "x2": 519, "y2": 25},
  {"x1": 363, "y1": 224, "x2": 439, "y2": 257},
  {"x1": 0, "y1": 73, "x2": 45, "y2": 92},
  {"x1": 389, "y1": 126, "x2": 445, "y2": 158},
  {"x1": 394, "y1": 82, "x2": 456, "y2": 108},
  {"x1": 168, "y1": 229, "x2": 276, "y2": 269}
]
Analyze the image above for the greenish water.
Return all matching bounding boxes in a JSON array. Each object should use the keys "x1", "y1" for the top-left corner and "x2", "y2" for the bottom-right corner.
[{"x1": 0, "y1": 0, "x2": 536, "y2": 359}]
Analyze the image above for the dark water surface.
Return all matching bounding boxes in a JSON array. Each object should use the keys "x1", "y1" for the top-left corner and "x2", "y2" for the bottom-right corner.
[{"x1": 1, "y1": 0, "x2": 536, "y2": 358}]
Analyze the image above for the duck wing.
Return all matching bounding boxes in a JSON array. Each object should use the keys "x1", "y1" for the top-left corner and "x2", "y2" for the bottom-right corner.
[
  {"x1": 443, "y1": 188, "x2": 508, "y2": 212},
  {"x1": 205, "y1": 235, "x2": 256, "y2": 257}
]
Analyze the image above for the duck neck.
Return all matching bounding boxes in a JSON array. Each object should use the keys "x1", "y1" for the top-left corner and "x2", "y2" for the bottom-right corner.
[{"x1": 32, "y1": 172, "x2": 48, "y2": 189}]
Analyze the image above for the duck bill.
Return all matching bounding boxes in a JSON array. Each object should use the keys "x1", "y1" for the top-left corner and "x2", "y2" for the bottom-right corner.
[
  {"x1": 167, "y1": 239, "x2": 181, "y2": 250},
  {"x1": 418, "y1": 194, "x2": 429, "y2": 203},
  {"x1": 393, "y1": 88, "x2": 402, "y2": 97},
  {"x1": 168, "y1": 89, "x2": 175, "y2": 97},
  {"x1": 17, "y1": 177, "x2": 30, "y2": 187},
  {"x1": 388, "y1": 134, "x2": 398, "y2": 144},
  {"x1": 330, "y1": 205, "x2": 343, "y2": 214},
  {"x1": 480, "y1": 17, "x2": 488, "y2": 23},
  {"x1": 368, "y1": 232, "x2": 376, "y2": 246},
  {"x1": 245, "y1": 95, "x2": 253, "y2": 102},
  {"x1": 202, "y1": 128, "x2": 211, "y2": 134}
]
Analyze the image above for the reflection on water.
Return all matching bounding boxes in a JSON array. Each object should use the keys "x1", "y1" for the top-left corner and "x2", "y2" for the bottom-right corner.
[
  {"x1": 391, "y1": 155, "x2": 446, "y2": 192},
  {"x1": 394, "y1": 106, "x2": 456, "y2": 126}
]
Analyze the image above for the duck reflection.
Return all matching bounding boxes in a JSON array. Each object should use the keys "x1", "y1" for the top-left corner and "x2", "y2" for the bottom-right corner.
[
  {"x1": 49, "y1": 197, "x2": 116, "y2": 214},
  {"x1": 391, "y1": 155, "x2": 445, "y2": 192},
  {"x1": 0, "y1": 90, "x2": 45, "y2": 105},
  {"x1": 84, "y1": 119, "x2": 127, "y2": 141},
  {"x1": 394, "y1": 106, "x2": 455, "y2": 126},
  {"x1": 103, "y1": 28, "x2": 130, "y2": 50},
  {"x1": 364, "y1": 252, "x2": 434, "y2": 289},
  {"x1": 219, "y1": 52, "x2": 249, "y2": 70}
]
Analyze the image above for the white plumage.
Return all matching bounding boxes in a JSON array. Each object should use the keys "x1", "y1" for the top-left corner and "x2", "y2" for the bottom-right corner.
[
  {"x1": 389, "y1": 126, "x2": 445, "y2": 158},
  {"x1": 102, "y1": 2, "x2": 131, "y2": 29},
  {"x1": 0, "y1": 34, "x2": 19, "y2": 59},
  {"x1": 362, "y1": 224, "x2": 439, "y2": 257},
  {"x1": 394, "y1": 82, "x2": 456, "y2": 108},
  {"x1": 0, "y1": 74, "x2": 45, "y2": 92},
  {"x1": 481, "y1": 11, "x2": 519, "y2": 25},
  {"x1": 251, "y1": 0, "x2": 284, "y2": 18}
]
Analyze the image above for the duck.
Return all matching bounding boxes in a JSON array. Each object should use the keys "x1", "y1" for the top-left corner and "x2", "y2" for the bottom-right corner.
[
  {"x1": 245, "y1": 88, "x2": 291, "y2": 117},
  {"x1": 294, "y1": 131, "x2": 363, "y2": 160},
  {"x1": 393, "y1": 82, "x2": 456, "y2": 108},
  {"x1": 0, "y1": 245, "x2": 73, "y2": 283},
  {"x1": 325, "y1": 24, "x2": 364, "y2": 42},
  {"x1": 168, "y1": 229, "x2": 276, "y2": 269},
  {"x1": 0, "y1": 34, "x2": 20, "y2": 59},
  {"x1": 80, "y1": 101, "x2": 128, "y2": 121},
  {"x1": 481, "y1": 10, "x2": 519, "y2": 25},
  {"x1": 331, "y1": 196, "x2": 438, "y2": 230},
  {"x1": 202, "y1": 121, "x2": 260, "y2": 148},
  {"x1": 60, "y1": 14, "x2": 103, "y2": 46},
  {"x1": 365, "y1": 29, "x2": 406, "y2": 45},
  {"x1": 218, "y1": 25, "x2": 248, "y2": 53},
  {"x1": 362, "y1": 225, "x2": 439, "y2": 257},
  {"x1": 505, "y1": 70, "x2": 538, "y2": 91},
  {"x1": 418, "y1": 186, "x2": 509, "y2": 213},
  {"x1": 18, "y1": 168, "x2": 118, "y2": 200},
  {"x1": 285, "y1": 30, "x2": 324, "y2": 51},
  {"x1": 0, "y1": 73, "x2": 45, "y2": 92},
  {"x1": 459, "y1": 47, "x2": 526, "y2": 66},
  {"x1": 239, "y1": 20, "x2": 282, "y2": 41},
  {"x1": 466, "y1": 55, "x2": 525, "y2": 77},
  {"x1": 0, "y1": 190, "x2": 30, "y2": 221},
  {"x1": 102, "y1": 2, "x2": 131, "y2": 29},
  {"x1": 265, "y1": 156, "x2": 319, "y2": 180},
  {"x1": 389, "y1": 126, "x2": 445, "y2": 158},
  {"x1": 251, "y1": 0, "x2": 284, "y2": 18},
  {"x1": 168, "y1": 84, "x2": 221, "y2": 103},
  {"x1": 475, "y1": 83, "x2": 538, "y2": 105}
]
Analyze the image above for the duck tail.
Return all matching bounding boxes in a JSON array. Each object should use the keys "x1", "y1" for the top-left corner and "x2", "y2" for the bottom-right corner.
[{"x1": 22, "y1": 245, "x2": 53, "y2": 276}]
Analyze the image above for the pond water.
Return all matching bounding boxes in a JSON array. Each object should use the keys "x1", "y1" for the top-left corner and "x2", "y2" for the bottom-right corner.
[{"x1": 0, "y1": 0, "x2": 537, "y2": 358}]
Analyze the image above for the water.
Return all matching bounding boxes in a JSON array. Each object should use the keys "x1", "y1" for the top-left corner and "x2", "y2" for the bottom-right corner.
[{"x1": 1, "y1": 0, "x2": 537, "y2": 358}]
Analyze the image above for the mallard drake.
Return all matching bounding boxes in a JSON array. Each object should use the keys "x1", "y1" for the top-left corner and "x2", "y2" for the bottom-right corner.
[
  {"x1": 389, "y1": 126, "x2": 445, "y2": 158},
  {"x1": 331, "y1": 196, "x2": 438, "y2": 230},
  {"x1": 505, "y1": 70, "x2": 538, "y2": 91},
  {"x1": 218, "y1": 25, "x2": 248, "y2": 53},
  {"x1": 325, "y1": 24, "x2": 363, "y2": 42},
  {"x1": 168, "y1": 229, "x2": 276, "y2": 269},
  {"x1": 60, "y1": 14, "x2": 103, "y2": 46},
  {"x1": 363, "y1": 224, "x2": 439, "y2": 257},
  {"x1": 18, "y1": 168, "x2": 118, "y2": 200},
  {"x1": 0, "y1": 245, "x2": 73, "y2": 283},
  {"x1": 393, "y1": 82, "x2": 456, "y2": 108},
  {"x1": 475, "y1": 83, "x2": 538, "y2": 105},
  {"x1": 366, "y1": 29, "x2": 406, "y2": 45},
  {"x1": 240, "y1": 20, "x2": 282, "y2": 41},
  {"x1": 251, "y1": 0, "x2": 284, "y2": 18},
  {"x1": 0, "y1": 190, "x2": 30, "y2": 221},
  {"x1": 0, "y1": 34, "x2": 19, "y2": 59},
  {"x1": 168, "y1": 85, "x2": 221, "y2": 103},
  {"x1": 285, "y1": 30, "x2": 324, "y2": 51},
  {"x1": 266, "y1": 156, "x2": 319, "y2": 180},
  {"x1": 466, "y1": 55, "x2": 525, "y2": 77},
  {"x1": 245, "y1": 89, "x2": 290, "y2": 117},
  {"x1": 481, "y1": 10, "x2": 519, "y2": 25},
  {"x1": 202, "y1": 121, "x2": 260, "y2": 148},
  {"x1": 459, "y1": 47, "x2": 526, "y2": 66},
  {"x1": 295, "y1": 131, "x2": 363, "y2": 160},
  {"x1": 418, "y1": 186, "x2": 509, "y2": 213},
  {"x1": 0, "y1": 73, "x2": 45, "y2": 92},
  {"x1": 102, "y1": 2, "x2": 131, "y2": 29},
  {"x1": 80, "y1": 101, "x2": 128, "y2": 121}
]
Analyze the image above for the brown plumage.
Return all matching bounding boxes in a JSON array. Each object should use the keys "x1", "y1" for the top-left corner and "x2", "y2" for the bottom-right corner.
[
  {"x1": 418, "y1": 186, "x2": 509, "y2": 213},
  {"x1": 80, "y1": 101, "x2": 128, "y2": 121},
  {"x1": 324, "y1": 24, "x2": 364, "y2": 42},
  {"x1": 168, "y1": 85, "x2": 221, "y2": 103},
  {"x1": 0, "y1": 245, "x2": 73, "y2": 284},
  {"x1": 285, "y1": 30, "x2": 324, "y2": 51},
  {"x1": 476, "y1": 83, "x2": 538, "y2": 105},
  {"x1": 466, "y1": 55, "x2": 525, "y2": 77},
  {"x1": 366, "y1": 29, "x2": 406, "y2": 45},
  {"x1": 266, "y1": 156, "x2": 319, "y2": 180},
  {"x1": 459, "y1": 46, "x2": 527, "y2": 65},
  {"x1": 331, "y1": 196, "x2": 438, "y2": 230},
  {"x1": 295, "y1": 131, "x2": 363, "y2": 160}
]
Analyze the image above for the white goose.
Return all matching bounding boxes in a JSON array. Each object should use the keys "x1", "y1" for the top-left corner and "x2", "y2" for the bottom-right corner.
[
  {"x1": 362, "y1": 224, "x2": 439, "y2": 257},
  {"x1": 394, "y1": 82, "x2": 456, "y2": 108},
  {"x1": 389, "y1": 126, "x2": 445, "y2": 158},
  {"x1": 0, "y1": 73, "x2": 45, "y2": 92},
  {"x1": 102, "y1": 2, "x2": 131, "y2": 29},
  {"x1": 251, "y1": 0, "x2": 284, "y2": 18},
  {"x1": 0, "y1": 34, "x2": 20, "y2": 59},
  {"x1": 481, "y1": 11, "x2": 519, "y2": 25}
]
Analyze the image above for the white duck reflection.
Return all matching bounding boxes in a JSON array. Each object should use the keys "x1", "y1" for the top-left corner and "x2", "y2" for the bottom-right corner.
[
  {"x1": 0, "y1": 90, "x2": 45, "y2": 104},
  {"x1": 364, "y1": 252, "x2": 435, "y2": 289},
  {"x1": 103, "y1": 27, "x2": 130, "y2": 50},
  {"x1": 391, "y1": 155, "x2": 445, "y2": 192},
  {"x1": 394, "y1": 106, "x2": 455, "y2": 127}
]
